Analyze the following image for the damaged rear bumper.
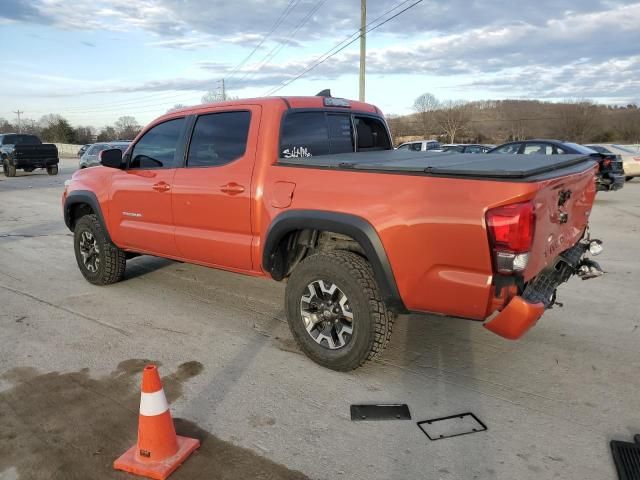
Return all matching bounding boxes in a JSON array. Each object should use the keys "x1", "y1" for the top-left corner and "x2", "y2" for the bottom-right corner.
[{"x1": 484, "y1": 237, "x2": 604, "y2": 340}]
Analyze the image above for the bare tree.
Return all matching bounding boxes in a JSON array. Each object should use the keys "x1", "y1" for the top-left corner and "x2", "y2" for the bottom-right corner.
[
  {"x1": 413, "y1": 93, "x2": 439, "y2": 137},
  {"x1": 114, "y1": 116, "x2": 141, "y2": 140},
  {"x1": 166, "y1": 104, "x2": 188, "y2": 113},
  {"x1": 201, "y1": 91, "x2": 237, "y2": 104},
  {"x1": 435, "y1": 100, "x2": 471, "y2": 144},
  {"x1": 557, "y1": 100, "x2": 600, "y2": 143}
]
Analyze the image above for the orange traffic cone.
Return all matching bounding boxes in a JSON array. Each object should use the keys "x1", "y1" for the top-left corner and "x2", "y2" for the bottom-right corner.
[{"x1": 114, "y1": 365, "x2": 200, "y2": 480}]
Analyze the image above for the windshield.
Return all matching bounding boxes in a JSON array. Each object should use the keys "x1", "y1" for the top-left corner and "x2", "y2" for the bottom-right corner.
[{"x1": 2, "y1": 134, "x2": 41, "y2": 145}]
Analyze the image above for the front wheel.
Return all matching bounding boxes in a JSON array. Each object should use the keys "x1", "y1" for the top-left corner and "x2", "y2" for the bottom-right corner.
[
  {"x1": 74, "y1": 214, "x2": 126, "y2": 285},
  {"x1": 47, "y1": 165, "x2": 59, "y2": 175},
  {"x1": 285, "y1": 250, "x2": 394, "y2": 371},
  {"x1": 2, "y1": 159, "x2": 16, "y2": 177}
]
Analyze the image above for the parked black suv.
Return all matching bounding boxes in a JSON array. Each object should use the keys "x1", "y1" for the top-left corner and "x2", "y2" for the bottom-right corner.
[{"x1": 1, "y1": 133, "x2": 59, "y2": 177}]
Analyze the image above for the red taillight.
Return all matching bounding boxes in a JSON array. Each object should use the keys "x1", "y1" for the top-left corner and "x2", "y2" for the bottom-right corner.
[
  {"x1": 486, "y1": 201, "x2": 536, "y2": 254},
  {"x1": 602, "y1": 158, "x2": 612, "y2": 168}
]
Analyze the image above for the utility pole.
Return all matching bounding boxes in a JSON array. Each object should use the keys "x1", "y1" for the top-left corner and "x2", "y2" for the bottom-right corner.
[
  {"x1": 220, "y1": 79, "x2": 226, "y2": 101},
  {"x1": 359, "y1": 0, "x2": 366, "y2": 102},
  {"x1": 13, "y1": 110, "x2": 23, "y2": 133}
]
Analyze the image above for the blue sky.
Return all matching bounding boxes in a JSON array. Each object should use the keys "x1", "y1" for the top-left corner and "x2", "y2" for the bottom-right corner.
[{"x1": 1, "y1": 0, "x2": 639, "y2": 129}]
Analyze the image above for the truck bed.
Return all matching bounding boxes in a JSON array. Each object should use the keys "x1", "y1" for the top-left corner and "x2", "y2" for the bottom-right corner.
[{"x1": 278, "y1": 150, "x2": 597, "y2": 181}]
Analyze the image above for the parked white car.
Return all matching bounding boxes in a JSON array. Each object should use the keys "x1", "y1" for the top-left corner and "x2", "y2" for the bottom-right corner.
[
  {"x1": 585, "y1": 144, "x2": 640, "y2": 180},
  {"x1": 395, "y1": 140, "x2": 442, "y2": 152}
]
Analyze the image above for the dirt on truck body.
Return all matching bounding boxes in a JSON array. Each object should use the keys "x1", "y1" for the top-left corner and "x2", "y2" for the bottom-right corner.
[{"x1": 62, "y1": 94, "x2": 604, "y2": 371}]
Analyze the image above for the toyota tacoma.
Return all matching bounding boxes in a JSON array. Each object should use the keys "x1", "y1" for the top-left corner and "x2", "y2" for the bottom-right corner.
[{"x1": 62, "y1": 94, "x2": 604, "y2": 371}]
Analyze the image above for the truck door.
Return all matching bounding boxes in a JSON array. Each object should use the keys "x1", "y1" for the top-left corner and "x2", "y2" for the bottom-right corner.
[
  {"x1": 108, "y1": 117, "x2": 187, "y2": 257},
  {"x1": 171, "y1": 106, "x2": 260, "y2": 271}
]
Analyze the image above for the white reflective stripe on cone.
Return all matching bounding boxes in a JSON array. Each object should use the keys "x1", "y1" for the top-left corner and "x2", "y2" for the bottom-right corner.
[{"x1": 139, "y1": 390, "x2": 169, "y2": 416}]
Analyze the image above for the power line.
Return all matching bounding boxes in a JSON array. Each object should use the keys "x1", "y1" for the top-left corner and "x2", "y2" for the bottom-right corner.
[
  {"x1": 225, "y1": 0, "x2": 301, "y2": 81},
  {"x1": 230, "y1": 0, "x2": 327, "y2": 88},
  {"x1": 263, "y1": 0, "x2": 424, "y2": 96}
]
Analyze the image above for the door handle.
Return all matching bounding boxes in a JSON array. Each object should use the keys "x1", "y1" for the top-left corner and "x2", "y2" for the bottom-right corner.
[
  {"x1": 220, "y1": 182, "x2": 245, "y2": 195},
  {"x1": 152, "y1": 182, "x2": 171, "y2": 192}
]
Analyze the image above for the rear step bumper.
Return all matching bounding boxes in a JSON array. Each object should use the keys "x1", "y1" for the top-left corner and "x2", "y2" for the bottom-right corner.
[{"x1": 484, "y1": 237, "x2": 604, "y2": 340}]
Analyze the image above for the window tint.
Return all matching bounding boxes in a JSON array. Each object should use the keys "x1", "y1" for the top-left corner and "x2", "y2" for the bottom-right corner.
[
  {"x1": 327, "y1": 114, "x2": 354, "y2": 154},
  {"x1": 466, "y1": 145, "x2": 483, "y2": 153},
  {"x1": 354, "y1": 116, "x2": 391, "y2": 151},
  {"x1": 187, "y1": 111, "x2": 251, "y2": 167},
  {"x1": 2, "y1": 134, "x2": 40, "y2": 145},
  {"x1": 426, "y1": 142, "x2": 441, "y2": 150},
  {"x1": 562, "y1": 143, "x2": 596, "y2": 154},
  {"x1": 87, "y1": 144, "x2": 105, "y2": 155},
  {"x1": 130, "y1": 118, "x2": 185, "y2": 169},
  {"x1": 523, "y1": 143, "x2": 552, "y2": 155},
  {"x1": 397, "y1": 143, "x2": 410, "y2": 150},
  {"x1": 408, "y1": 142, "x2": 422, "y2": 151},
  {"x1": 586, "y1": 145, "x2": 610, "y2": 154},
  {"x1": 280, "y1": 112, "x2": 329, "y2": 158},
  {"x1": 493, "y1": 143, "x2": 521, "y2": 154}
]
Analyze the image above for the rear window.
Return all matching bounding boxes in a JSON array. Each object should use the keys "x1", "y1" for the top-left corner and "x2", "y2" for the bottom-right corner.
[
  {"x1": 562, "y1": 143, "x2": 596, "y2": 154},
  {"x1": 2, "y1": 134, "x2": 41, "y2": 145},
  {"x1": 280, "y1": 111, "x2": 389, "y2": 158}
]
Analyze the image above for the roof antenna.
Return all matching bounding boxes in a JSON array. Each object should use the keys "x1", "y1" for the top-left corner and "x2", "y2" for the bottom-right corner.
[{"x1": 316, "y1": 89, "x2": 331, "y2": 97}]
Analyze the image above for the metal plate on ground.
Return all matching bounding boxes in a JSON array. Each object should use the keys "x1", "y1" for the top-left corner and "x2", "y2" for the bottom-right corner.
[
  {"x1": 610, "y1": 437, "x2": 640, "y2": 480},
  {"x1": 417, "y1": 412, "x2": 487, "y2": 441},
  {"x1": 350, "y1": 404, "x2": 411, "y2": 421}
]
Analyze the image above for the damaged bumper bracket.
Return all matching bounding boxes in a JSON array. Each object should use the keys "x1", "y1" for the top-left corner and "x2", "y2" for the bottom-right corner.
[{"x1": 484, "y1": 238, "x2": 604, "y2": 340}]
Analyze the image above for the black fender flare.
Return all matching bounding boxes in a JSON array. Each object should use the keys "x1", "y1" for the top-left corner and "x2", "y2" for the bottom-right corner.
[
  {"x1": 63, "y1": 190, "x2": 113, "y2": 242},
  {"x1": 263, "y1": 210, "x2": 406, "y2": 313}
]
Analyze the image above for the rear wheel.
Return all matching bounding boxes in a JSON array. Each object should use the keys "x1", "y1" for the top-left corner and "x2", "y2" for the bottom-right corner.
[
  {"x1": 285, "y1": 250, "x2": 394, "y2": 371},
  {"x1": 74, "y1": 214, "x2": 126, "y2": 285},
  {"x1": 47, "y1": 165, "x2": 59, "y2": 175},
  {"x1": 2, "y1": 159, "x2": 16, "y2": 177}
]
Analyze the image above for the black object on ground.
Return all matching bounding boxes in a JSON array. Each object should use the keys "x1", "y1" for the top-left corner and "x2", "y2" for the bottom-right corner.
[
  {"x1": 610, "y1": 434, "x2": 640, "y2": 480},
  {"x1": 417, "y1": 412, "x2": 487, "y2": 441},
  {"x1": 350, "y1": 404, "x2": 411, "y2": 421}
]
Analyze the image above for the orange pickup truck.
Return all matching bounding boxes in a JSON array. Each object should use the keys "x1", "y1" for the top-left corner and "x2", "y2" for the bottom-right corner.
[{"x1": 62, "y1": 94, "x2": 604, "y2": 370}]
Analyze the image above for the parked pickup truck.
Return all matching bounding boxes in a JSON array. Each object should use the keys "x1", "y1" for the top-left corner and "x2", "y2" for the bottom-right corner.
[
  {"x1": 1, "y1": 133, "x2": 59, "y2": 177},
  {"x1": 62, "y1": 95, "x2": 605, "y2": 371}
]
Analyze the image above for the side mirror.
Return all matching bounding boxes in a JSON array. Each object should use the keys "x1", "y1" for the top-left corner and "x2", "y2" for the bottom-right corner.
[{"x1": 100, "y1": 148, "x2": 124, "y2": 169}]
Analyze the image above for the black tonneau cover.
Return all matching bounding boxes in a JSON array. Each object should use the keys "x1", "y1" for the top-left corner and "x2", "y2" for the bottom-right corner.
[{"x1": 277, "y1": 150, "x2": 597, "y2": 180}]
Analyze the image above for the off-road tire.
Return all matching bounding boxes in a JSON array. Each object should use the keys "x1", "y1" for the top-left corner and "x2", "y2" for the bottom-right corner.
[
  {"x1": 285, "y1": 250, "x2": 394, "y2": 371},
  {"x1": 74, "y1": 214, "x2": 126, "y2": 285},
  {"x1": 2, "y1": 159, "x2": 16, "y2": 177},
  {"x1": 47, "y1": 165, "x2": 59, "y2": 175}
]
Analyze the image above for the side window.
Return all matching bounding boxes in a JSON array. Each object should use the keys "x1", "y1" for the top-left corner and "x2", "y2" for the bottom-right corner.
[
  {"x1": 396, "y1": 144, "x2": 410, "y2": 150},
  {"x1": 494, "y1": 143, "x2": 522, "y2": 154},
  {"x1": 280, "y1": 112, "x2": 329, "y2": 158},
  {"x1": 354, "y1": 116, "x2": 391, "y2": 151},
  {"x1": 187, "y1": 111, "x2": 251, "y2": 167},
  {"x1": 327, "y1": 114, "x2": 354, "y2": 154},
  {"x1": 466, "y1": 146, "x2": 482, "y2": 153},
  {"x1": 87, "y1": 145, "x2": 101, "y2": 155},
  {"x1": 523, "y1": 143, "x2": 552, "y2": 155},
  {"x1": 426, "y1": 142, "x2": 441, "y2": 150},
  {"x1": 130, "y1": 118, "x2": 185, "y2": 169},
  {"x1": 408, "y1": 143, "x2": 422, "y2": 151}
]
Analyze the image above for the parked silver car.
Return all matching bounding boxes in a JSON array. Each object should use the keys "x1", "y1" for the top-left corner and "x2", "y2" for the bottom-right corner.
[{"x1": 79, "y1": 142, "x2": 130, "y2": 169}]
